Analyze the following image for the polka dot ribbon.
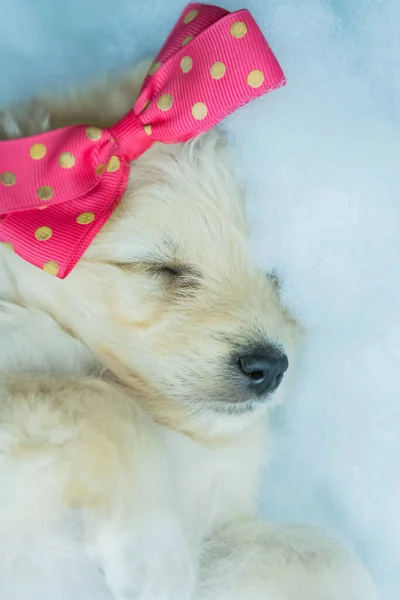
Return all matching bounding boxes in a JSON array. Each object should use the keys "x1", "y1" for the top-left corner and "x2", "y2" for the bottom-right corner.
[{"x1": 0, "y1": 3, "x2": 285, "y2": 278}]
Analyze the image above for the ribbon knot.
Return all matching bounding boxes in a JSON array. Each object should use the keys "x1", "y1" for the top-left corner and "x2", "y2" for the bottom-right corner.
[
  {"x1": 0, "y1": 2, "x2": 286, "y2": 278},
  {"x1": 110, "y1": 110, "x2": 153, "y2": 162}
]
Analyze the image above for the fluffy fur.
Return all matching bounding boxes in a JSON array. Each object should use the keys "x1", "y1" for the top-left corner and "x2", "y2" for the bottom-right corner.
[{"x1": 0, "y1": 61, "x2": 378, "y2": 599}]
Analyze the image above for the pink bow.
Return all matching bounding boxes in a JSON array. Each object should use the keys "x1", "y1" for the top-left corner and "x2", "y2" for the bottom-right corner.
[{"x1": 0, "y1": 3, "x2": 285, "y2": 278}]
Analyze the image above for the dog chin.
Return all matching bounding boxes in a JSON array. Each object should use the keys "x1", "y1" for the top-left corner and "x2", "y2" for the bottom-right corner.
[
  {"x1": 208, "y1": 388, "x2": 283, "y2": 415},
  {"x1": 190, "y1": 395, "x2": 280, "y2": 437},
  {"x1": 214, "y1": 399, "x2": 258, "y2": 416},
  {"x1": 219, "y1": 398, "x2": 275, "y2": 415}
]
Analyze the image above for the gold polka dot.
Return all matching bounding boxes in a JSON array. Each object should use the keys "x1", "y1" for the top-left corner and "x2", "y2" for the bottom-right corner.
[
  {"x1": 107, "y1": 156, "x2": 120, "y2": 173},
  {"x1": 143, "y1": 99, "x2": 151, "y2": 111},
  {"x1": 38, "y1": 205, "x2": 47, "y2": 210},
  {"x1": 210, "y1": 61, "x2": 226, "y2": 79},
  {"x1": 76, "y1": 212, "x2": 95, "y2": 225},
  {"x1": 59, "y1": 151, "x2": 75, "y2": 168},
  {"x1": 37, "y1": 186, "x2": 53, "y2": 201},
  {"x1": 157, "y1": 94, "x2": 173, "y2": 111},
  {"x1": 181, "y1": 35, "x2": 194, "y2": 47},
  {"x1": 148, "y1": 61, "x2": 161, "y2": 76},
  {"x1": 0, "y1": 172, "x2": 16, "y2": 186},
  {"x1": 2, "y1": 241, "x2": 14, "y2": 252},
  {"x1": 230, "y1": 21, "x2": 247, "y2": 38},
  {"x1": 184, "y1": 8, "x2": 198, "y2": 23},
  {"x1": 180, "y1": 56, "x2": 193, "y2": 73},
  {"x1": 144, "y1": 124, "x2": 152, "y2": 136},
  {"x1": 30, "y1": 143, "x2": 46, "y2": 160},
  {"x1": 86, "y1": 126, "x2": 102, "y2": 141},
  {"x1": 35, "y1": 226, "x2": 52, "y2": 241},
  {"x1": 192, "y1": 102, "x2": 208, "y2": 120},
  {"x1": 43, "y1": 260, "x2": 59, "y2": 276},
  {"x1": 95, "y1": 163, "x2": 105, "y2": 176},
  {"x1": 247, "y1": 69, "x2": 265, "y2": 88}
]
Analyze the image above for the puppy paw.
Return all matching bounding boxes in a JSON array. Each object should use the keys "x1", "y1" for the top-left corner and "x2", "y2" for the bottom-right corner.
[
  {"x1": 87, "y1": 517, "x2": 195, "y2": 600},
  {"x1": 199, "y1": 521, "x2": 378, "y2": 600},
  {"x1": 0, "y1": 99, "x2": 50, "y2": 140},
  {"x1": 107, "y1": 551, "x2": 194, "y2": 600}
]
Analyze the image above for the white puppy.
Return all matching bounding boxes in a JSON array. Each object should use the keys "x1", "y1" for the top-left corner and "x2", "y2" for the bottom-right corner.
[{"x1": 0, "y1": 61, "x2": 378, "y2": 600}]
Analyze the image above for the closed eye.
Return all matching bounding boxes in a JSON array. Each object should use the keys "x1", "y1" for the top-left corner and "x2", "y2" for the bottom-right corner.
[
  {"x1": 150, "y1": 264, "x2": 184, "y2": 277},
  {"x1": 112, "y1": 260, "x2": 201, "y2": 292},
  {"x1": 146, "y1": 263, "x2": 201, "y2": 291}
]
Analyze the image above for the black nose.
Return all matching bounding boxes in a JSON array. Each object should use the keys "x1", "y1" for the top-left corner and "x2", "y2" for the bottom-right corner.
[{"x1": 238, "y1": 346, "x2": 289, "y2": 396}]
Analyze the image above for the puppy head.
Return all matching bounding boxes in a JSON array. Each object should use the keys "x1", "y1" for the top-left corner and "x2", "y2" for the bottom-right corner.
[{"x1": 64, "y1": 131, "x2": 300, "y2": 435}]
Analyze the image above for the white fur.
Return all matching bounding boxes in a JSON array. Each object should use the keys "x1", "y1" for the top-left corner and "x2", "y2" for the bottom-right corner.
[{"x1": 0, "y1": 62, "x2": 378, "y2": 600}]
